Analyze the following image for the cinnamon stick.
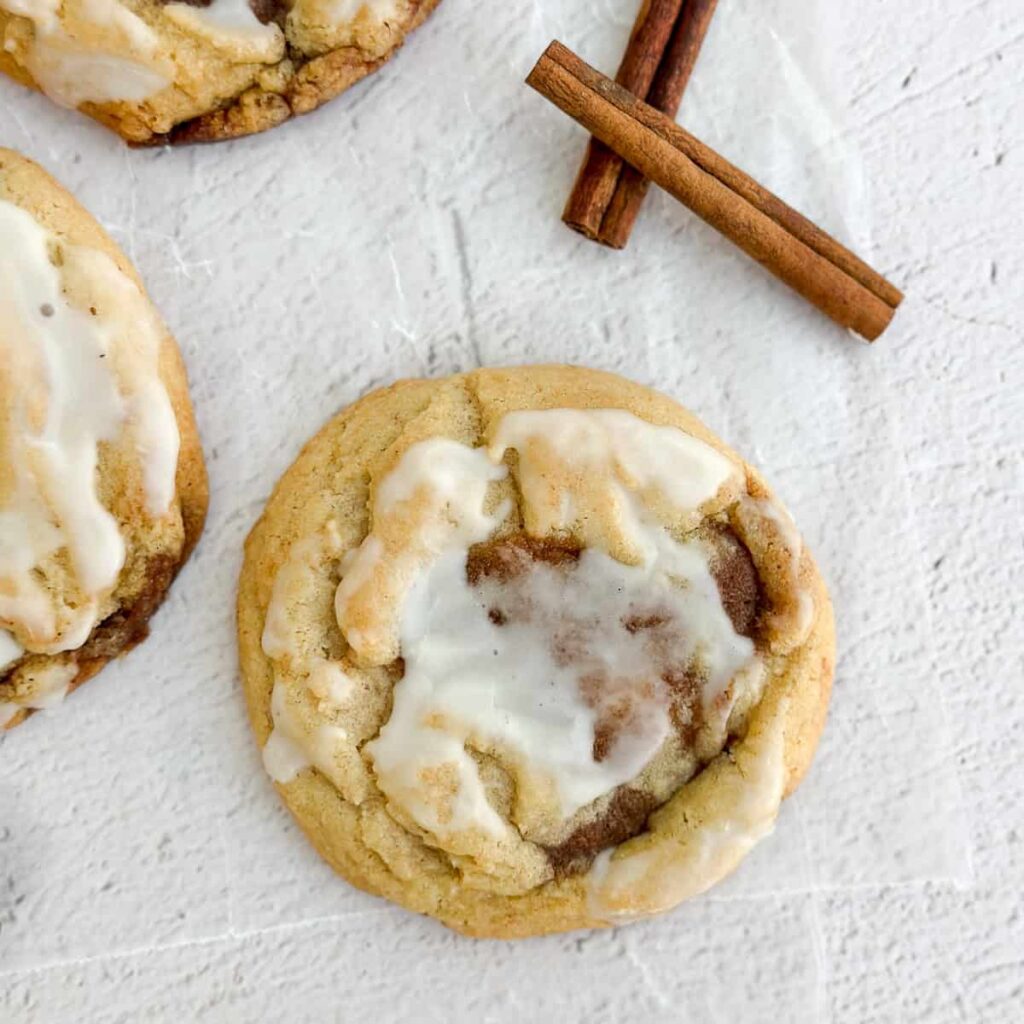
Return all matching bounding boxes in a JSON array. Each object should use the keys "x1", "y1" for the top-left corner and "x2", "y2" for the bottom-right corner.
[
  {"x1": 529, "y1": 41, "x2": 903, "y2": 341},
  {"x1": 563, "y1": 0, "x2": 719, "y2": 248}
]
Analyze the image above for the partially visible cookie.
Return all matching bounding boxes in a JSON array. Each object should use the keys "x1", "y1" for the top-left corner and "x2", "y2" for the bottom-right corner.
[
  {"x1": 0, "y1": 0, "x2": 441, "y2": 144},
  {"x1": 238, "y1": 365, "x2": 835, "y2": 937},
  {"x1": 0, "y1": 149, "x2": 207, "y2": 729}
]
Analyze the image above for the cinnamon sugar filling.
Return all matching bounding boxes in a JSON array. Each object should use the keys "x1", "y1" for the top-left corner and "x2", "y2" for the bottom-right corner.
[{"x1": 464, "y1": 529, "x2": 766, "y2": 872}]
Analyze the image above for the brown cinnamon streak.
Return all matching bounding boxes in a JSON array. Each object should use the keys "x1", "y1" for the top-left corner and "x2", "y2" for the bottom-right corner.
[
  {"x1": 529, "y1": 41, "x2": 904, "y2": 340},
  {"x1": 563, "y1": 0, "x2": 719, "y2": 248}
]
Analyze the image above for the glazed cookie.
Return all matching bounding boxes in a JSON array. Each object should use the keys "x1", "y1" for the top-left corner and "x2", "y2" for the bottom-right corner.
[
  {"x1": 0, "y1": 149, "x2": 207, "y2": 729},
  {"x1": 0, "y1": 0, "x2": 440, "y2": 144},
  {"x1": 238, "y1": 366, "x2": 834, "y2": 937}
]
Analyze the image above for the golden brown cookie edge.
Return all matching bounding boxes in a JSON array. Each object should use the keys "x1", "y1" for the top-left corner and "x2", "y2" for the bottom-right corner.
[
  {"x1": 0, "y1": 1, "x2": 442, "y2": 147},
  {"x1": 0, "y1": 148, "x2": 209, "y2": 730},
  {"x1": 236, "y1": 365, "x2": 836, "y2": 936}
]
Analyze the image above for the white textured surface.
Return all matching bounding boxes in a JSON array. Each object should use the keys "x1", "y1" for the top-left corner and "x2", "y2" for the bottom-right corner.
[{"x1": 0, "y1": 0, "x2": 1021, "y2": 1020}]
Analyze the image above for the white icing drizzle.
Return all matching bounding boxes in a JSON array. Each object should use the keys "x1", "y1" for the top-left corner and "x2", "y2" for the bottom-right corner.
[
  {"x1": 374, "y1": 438, "x2": 503, "y2": 521},
  {"x1": 1, "y1": 0, "x2": 406, "y2": 109},
  {"x1": 306, "y1": 660, "x2": 356, "y2": 707},
  {"x1": 329, "y1": 412, "x2": 744, "y2": 839},
  {"x1": 0, "y1": 630, "x2": 23, "y2": 671},
  {"x1": 23, "y1": 49, "x2": 171, "y2": 107},
  {"x1": 365, "y1": 528, "x2": 753, "y2": 841},
  {"x1": 80, "y1": 0, "x2": 159, "y2": 46},
  {"x1": 261, "y1": 679, "x2": 349, "y2": 784},
  {"x1": 165, "y1": 0, "x2": 272, "y2": 38},
  {"x1": 328, "y1": 0, "x2": 398, "y2": 22},
  {"x1": 330, "y1": 0, "x2": 397, "y2": 18},
  {"x1": 66, "y1": 246, "x2": 181, "y2": 517},
  {"x1": 489, "y1": 409, "x2": 737, "y2": 563},
  {"x1": 587, "y1": 704, "x2": 789, "y2": 923},
  {"x1": 490, "y1": 409, "x2": 734, "y2": 514},
  {"x1": 24, "y1": 662, "x2": 77, "y2": 709},
  {"x1": 261, "y1": 680, "x2": 313, "y2": 783},
  {"x1": 260, "y1": 524, "x2": 364, "y2": 781},
  {"x1": 262, "y1": 409, "x2": 779, "y2": 868},
  {"x1": 0, "y1": 662, "x2": 77, "y2": 724},
  {"x1": 334, "y1": 439, "x2": 508, "y2": 665},
  {"x1": 162, "y1": 0, "x2": 283, "y2": 62},
  {"x1": 1, "y1": 0, "x2": 172, "y2": 107},
  {"x1": 260, "y1": 531, "x2": 343, "y2": 662},
  {"x1": 0, "y1": 200, "x2": 179, "y2": 654},
  {"x1": 2, "y1": 0, "x2": 59, "y2": 31}
]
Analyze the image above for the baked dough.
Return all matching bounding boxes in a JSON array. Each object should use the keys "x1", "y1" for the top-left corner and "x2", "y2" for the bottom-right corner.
[
  {"x1": 0, "y1": 0, "x2": 440, "y2": 144},
  {"x1": 237, "y1": 366, "x2": 834, "y2": 937},
  {"x1": 0, "y1": 148, "x2": 207, "y2": 729}
]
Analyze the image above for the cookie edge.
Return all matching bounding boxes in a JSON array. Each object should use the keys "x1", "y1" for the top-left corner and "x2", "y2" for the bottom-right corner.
[
  {"x1": 235, "y1": 365, "x2": 836, "y2": 937},
  {"x1": 0, "y1": 147, "x2": 209, "y2": 729},
  {"x1": 0, "y1": 0, "x2": 443, "y2": 146}
]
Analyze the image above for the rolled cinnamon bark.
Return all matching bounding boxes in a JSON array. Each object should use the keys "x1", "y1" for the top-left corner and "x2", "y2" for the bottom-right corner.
[
  {"x1": 530, "y1": 41, "x2": 903, "y2": 340},
  {"x1": 563, "y1": 0, "x2": 719, "y2": 248}
]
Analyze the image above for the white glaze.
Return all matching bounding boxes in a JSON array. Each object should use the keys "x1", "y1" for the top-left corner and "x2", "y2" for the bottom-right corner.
[
  {"x1": 0, "y1": 662, "x2": 78, "y2": 723},
  {"x1": 162, "y1": 0, "x2": 283, "y2": 61},
  {"x1": 275, "y1": 411, "x2": 754, "y2": 840},
  {"x1": 259, "y1": 525, "x2": 365, "y2": 779},
  {"x1": 79, "y1": 0, "x2": 159, "y2": 49},
  {"x1": 371, "y1": 439, "x2": 502, "y2": 521},
  {"x1": 1, "y1": 0, "x2": 59, "y2": 31},
  {"x1": 490, "y1": 408, "x2": 736, "y2": 563},
  {"x1": 165, "y1": 0, "x2": 273, "y2": 38},
  {"x1": 21, "y1": 48, "x2": 171, "y2": 107},
  {"x1": 261, "y1": 530, "x2": 344, "y2": 662},
  {"x1": 354, "y1": 416, "x2": 745, "y2": 838},
  {"x1": 366, "y1": 526, "x2": 753, "y2": 840},
  {"x1": 0, "y1": 200, "x2": 179, "y2": 654},
  {"x1": 0, "y1": 630, "x2": 24, "y2": 671},
  {"x1": 587, "y1": 704, "x2": 789, "y2": 923},
  {"x1": 261, "y1": 679, "x2": 349, "y2": 784},
  {"x1": 261, "y1": 681, "x2": 312, "y2": 783},
  {"x1": 334, "y1": 439, "x2": 508, "y2": 664},
  {"x1": 64, "y1": 246, "x2": 180, "y2": 517},
  {"x1": 491, "y1": 408, "x2": 735, "y2": 516},
  {"x1": 24, "y1": 662, "x2": 77, "y2": 709},
  {"x1": 0, "y1": 0, "x2": 410, "y2": 111},
  {"x1": 330, "y1": 0, "x2": 399, "y2": 20},
  {"x1": 305, "y1": 660, "x2": 356, "y2": 708},
  {"x1": 1, "y1": 0, "x2": 172, "y2": 107}
]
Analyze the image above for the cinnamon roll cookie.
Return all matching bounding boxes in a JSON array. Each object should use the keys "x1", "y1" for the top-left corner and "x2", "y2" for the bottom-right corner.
[
  {"x1": 238, "y1": 365, "x2": 834, "y2": 937},
  {"x1": 0, "y1": 149, "x2": 207, "y2": 730},
  {"x1": 0, "y1": 0, "x2": 440, "y2": 144}
]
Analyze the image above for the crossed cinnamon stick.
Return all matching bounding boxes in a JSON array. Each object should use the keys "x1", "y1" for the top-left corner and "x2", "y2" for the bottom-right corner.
[
  {"x1": 564, "y1": 0, "x2": 720, "y2": 248},
  {"x1": 534, "y1": 15, "x2": 902, "y2": 341}
]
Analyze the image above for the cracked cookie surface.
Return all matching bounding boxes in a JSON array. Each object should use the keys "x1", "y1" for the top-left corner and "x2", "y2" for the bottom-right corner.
[
  {"x1": 237, "y1": 365, "x2": 834, "y2": 937},
  {"x1": 0, "y1": 0, "x2": 440, "y2": 143}
]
